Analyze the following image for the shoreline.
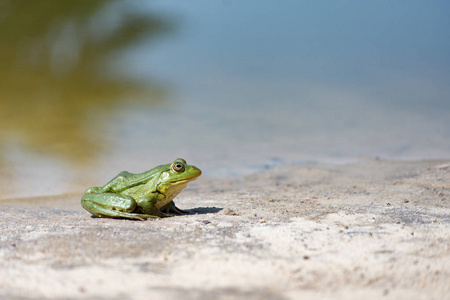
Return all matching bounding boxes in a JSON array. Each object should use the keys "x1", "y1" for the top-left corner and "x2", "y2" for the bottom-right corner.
[{"x1": 2, "y1": 157, "x2": 449, "y2": 201}]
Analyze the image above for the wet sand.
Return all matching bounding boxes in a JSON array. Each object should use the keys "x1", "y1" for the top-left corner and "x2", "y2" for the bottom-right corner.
[{"x1": 0, "y1": 159, "x2": 449, "y2": 300}]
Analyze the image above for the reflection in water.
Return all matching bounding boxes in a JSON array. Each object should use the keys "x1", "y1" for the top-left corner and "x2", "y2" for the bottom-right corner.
[{"x1": 0, "y1": 0, "x2": 171, "y2": 163}]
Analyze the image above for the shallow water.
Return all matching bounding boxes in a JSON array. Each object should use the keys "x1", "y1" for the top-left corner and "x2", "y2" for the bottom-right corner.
[{"x1": 0, "y1": 0, "x2": 449, "y2": 198}]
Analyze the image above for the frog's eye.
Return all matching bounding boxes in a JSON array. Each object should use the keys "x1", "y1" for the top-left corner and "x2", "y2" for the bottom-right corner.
[{"x1": 172, "y1": 162, "x2": 185, "y2": 172}]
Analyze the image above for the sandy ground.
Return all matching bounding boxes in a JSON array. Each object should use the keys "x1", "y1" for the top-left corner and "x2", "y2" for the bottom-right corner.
[{"x1": 0, "y1": 159, "x2": 449, "y2": 300}]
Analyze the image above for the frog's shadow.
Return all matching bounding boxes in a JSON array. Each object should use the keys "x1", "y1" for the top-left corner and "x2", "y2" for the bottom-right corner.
[{"x1": 186, "y1": 207, "x2": 222, "y2": 215}]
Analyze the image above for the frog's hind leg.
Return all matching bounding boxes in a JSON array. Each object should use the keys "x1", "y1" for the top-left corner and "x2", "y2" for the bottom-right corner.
[
  {"x1": 84, "y1": 203, "x2": 157, "y2": 220},
  {"x1": 81, "y1": 193, "x2": 157, "y2": 220}
]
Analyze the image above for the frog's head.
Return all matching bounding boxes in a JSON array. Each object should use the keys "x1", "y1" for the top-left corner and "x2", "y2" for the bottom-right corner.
[{"x1": 156, "y1": 158, "x2": 202, "y2": 198}]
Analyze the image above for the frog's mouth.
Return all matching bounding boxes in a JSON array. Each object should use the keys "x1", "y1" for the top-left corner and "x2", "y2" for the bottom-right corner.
[
  {"x1": 159, "y1": 173, "x2": 201, "y2": 189},
  {"x1": 169, "y1": 176, "x2": 200, "y2": 185},
  {"x1": 170, "y1": 169, "x2": 202, "y2": 184}
]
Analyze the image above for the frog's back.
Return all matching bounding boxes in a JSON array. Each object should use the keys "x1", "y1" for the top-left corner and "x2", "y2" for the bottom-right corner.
[{"x1": 106, "y1": 167, "x2": 164, "y2": 193}]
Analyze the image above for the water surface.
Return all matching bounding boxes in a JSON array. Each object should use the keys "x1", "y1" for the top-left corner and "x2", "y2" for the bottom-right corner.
[{"x1": 0, "y1": 0, "x2": 449, "y2": 198}]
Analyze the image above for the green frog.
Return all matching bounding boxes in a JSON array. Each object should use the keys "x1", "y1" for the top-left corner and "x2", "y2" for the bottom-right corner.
[{"x1": 81, "y1": 158, "x2": 201, "y2": 220}]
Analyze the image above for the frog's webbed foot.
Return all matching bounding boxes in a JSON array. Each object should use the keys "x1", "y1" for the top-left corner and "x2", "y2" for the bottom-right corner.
[
  {"x1": 98, "y1": 212, "x2": 158, "y2": 221},
  {"x1": 131, "y1": 214, "x2": 159, "y2": 221},
  {"x1": 159, "y1": 211, "x2": 175, "y2": 218},
  {"x1": 160, "y1": 201, "x2": 191, "y2": 215}
]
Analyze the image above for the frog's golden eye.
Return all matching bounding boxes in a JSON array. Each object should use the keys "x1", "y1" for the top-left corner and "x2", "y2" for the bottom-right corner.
[{"x1": 172, "y1": 162, "x2": 185, "y2": 172}]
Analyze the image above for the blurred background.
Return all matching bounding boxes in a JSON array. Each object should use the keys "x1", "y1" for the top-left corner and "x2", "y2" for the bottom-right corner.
[{"x1": 0, "y1": 0, "x2": 449, "y2": 198}]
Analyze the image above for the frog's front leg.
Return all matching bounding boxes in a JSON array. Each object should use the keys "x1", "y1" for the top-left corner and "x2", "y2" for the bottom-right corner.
[
  {"x1": 160, "y1": 201, "x2": 191, "y2": 215},
  {"x1": 136, "y1": 193, "x2": 175, "y2": 217},
  {"x1": 81, "y1": 193, "x2": 158, "y2": 220}
]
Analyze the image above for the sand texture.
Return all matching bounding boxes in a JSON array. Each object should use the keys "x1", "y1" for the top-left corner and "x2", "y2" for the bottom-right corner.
[{"x1": 0, "y1": 159, "x2": 449, "y2": 300}]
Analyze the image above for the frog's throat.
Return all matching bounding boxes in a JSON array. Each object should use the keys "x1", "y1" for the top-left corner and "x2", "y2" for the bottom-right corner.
[{"x1": 155, "y1": 181, "x2": 190, "y2": 209}]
